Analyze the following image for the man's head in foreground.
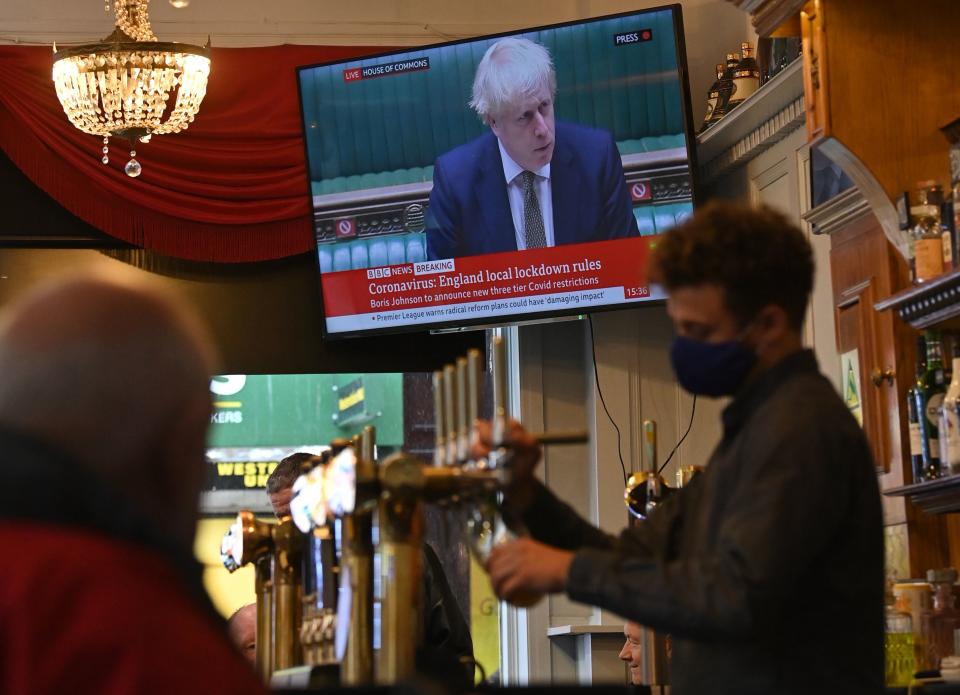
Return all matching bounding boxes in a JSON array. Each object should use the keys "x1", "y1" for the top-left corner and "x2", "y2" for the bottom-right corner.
[
  {"x1": 0, "y1": 271, "x2": 217, "y2": 547},
  {"x1": 618, "y1": 621, "x2": 644, "y2": 685},
  {"x1": 649, "y1": 201, "x2": 814, "y2": 397},
  {"x1": 266, "y1": 452, "x2": 316, "y2": 517},
  {"x1": 470, "y1": 36, "x2": 557, "y2": 172},
  {"x1": 227, "y1": 603, "x2": 258, "y2": 668}
]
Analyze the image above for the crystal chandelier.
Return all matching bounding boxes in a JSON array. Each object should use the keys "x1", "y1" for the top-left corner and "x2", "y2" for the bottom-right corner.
[{"x1": 52, "y1": 0, "x2": 211, "y2": 177}]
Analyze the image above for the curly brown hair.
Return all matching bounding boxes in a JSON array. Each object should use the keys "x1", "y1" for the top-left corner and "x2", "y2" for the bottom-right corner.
[
  {"x1": 266, "y1": 452, "x2": 316, "y2": 494},
  {"x1": 648, "y1": 201, "x2": 814, "y2": 330}
]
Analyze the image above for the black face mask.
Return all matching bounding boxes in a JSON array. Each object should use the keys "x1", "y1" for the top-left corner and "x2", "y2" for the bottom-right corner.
[{"x1": 669, "y1": 333, "x2": 757, "y2": 397}]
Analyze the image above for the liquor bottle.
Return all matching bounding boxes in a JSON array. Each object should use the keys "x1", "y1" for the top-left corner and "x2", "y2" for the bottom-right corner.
[
  {"x1": 912, "y1": 182, "x2": 945, "y2": 283},
  {"x1": 699, "y1": 63, "x2": 726, "y2": 132},
  {"x1": 953, "y1": 173, "x2": 960, "y2": 269},
  {"x1": 898, "y1": 191, "x2": 918, "y2": 283},
  {"x1": 908, "y1": 335, "x2": 929, "y2": 483},
  {"x1": 915, "y1": 330, "x2": 947, "y2": 480},
  {"x1": 942, "y1": 199, "x2": 956, "y2": 272},
  {"x1": 920, "y1": 568, "x2": 960, "y2": 670},
  {"x1": 941, "y1": 338, "x2": 960, "y2": 475},
  {"x1": 727, "y1": 42, "x2": 761, "y2": 111},
  {"x1": 717, "y1": 52, "x2": 740, "y2": 115},
  {"x1": 886, "y1": 593, "x2": 916, "y2": 686}
]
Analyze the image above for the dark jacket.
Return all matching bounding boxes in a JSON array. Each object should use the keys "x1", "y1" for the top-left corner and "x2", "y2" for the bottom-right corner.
[
  {"x1": 522, "y1": 351, "x2": 885, "y2": 694},
  {"x1": 0, "y1": 426, "x2": 265, "y2": 695},
  {"x1": 419, "y1": 541, "x2": 474, "y2": 686},
  {"x1": 425, "y1": 121, "x2": 639, "y2": 260}
]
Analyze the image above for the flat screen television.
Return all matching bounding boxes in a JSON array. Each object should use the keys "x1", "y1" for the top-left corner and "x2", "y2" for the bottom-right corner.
[{"x1": 297, "y1": 4, "x2": 698, "y2": 339}]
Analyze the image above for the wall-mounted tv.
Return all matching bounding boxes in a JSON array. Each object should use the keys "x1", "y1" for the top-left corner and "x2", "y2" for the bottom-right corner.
[{"x1": 297, "y1": 4, "x2": 697, "y2": 338}]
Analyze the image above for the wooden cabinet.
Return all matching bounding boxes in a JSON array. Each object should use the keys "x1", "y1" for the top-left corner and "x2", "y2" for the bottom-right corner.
[
  {"x1": 876, "y1": 270, "x2": 960, "y2": 515},
  {"x1": 799, "y1": 0, "x2": 828, "y2": 142},
  {"x1": 729, "y1": 0, "x2": 960, "y2": 577},
  {"x1": 829, "y1": 214, "x2": 900, "y2": 477}
]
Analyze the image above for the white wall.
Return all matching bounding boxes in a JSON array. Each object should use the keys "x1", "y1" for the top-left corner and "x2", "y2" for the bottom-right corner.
[{"x1": 709, "y1": 127, "x2": 841, "y2": 393}]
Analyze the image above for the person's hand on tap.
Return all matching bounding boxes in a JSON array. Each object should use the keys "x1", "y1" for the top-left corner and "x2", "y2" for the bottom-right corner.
[
  {"x1": 485, "y1": 537, "x2": 573, "y2": 604},
  {"x1": 471, "y1": 418, "x2": 541, "y2": 512}
]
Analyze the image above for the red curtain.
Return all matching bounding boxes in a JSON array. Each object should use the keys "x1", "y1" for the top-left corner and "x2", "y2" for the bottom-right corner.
[{"x1": 0, "y1": 44, "x2": 383, "y2": 262}]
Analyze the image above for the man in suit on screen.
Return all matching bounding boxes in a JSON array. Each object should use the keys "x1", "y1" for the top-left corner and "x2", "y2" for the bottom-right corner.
[{"x1": 425, "y1": 37, "x2": 639, "y2": 261}]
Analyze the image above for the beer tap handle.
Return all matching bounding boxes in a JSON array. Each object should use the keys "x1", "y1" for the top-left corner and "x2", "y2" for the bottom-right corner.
[
  {"x1": 466, "y1": 348, "x2": 482, "y2": 431},
  {"x1": 443, "y1": 363, "x2": 457, "y2": 467},
  {"x1": 432, "y1": 370, "x2": 445, "y2": 467},
  {"x1": 456, "y1": 357, "x2": 469, "y2": 464},
  {"x1": 491, "y1": 335, "x2": 509, "y2": 452},
  {"x1": 361, "y1": 425, "x2": 376, "y2": 468},
  {"x1": 534, "y1": 430, "x2": 589, "y2": 446},
  {"x1": 642, "y1": 420, "x2": 657, "y2": 474}
]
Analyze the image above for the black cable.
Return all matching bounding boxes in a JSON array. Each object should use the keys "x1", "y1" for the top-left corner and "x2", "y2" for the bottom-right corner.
[
  {"x1": 658, "y1": 394, "x2": 696, "y2": 476},
  {"x1": 587, "y1": 315, "x2": 627, "y2": 487}
]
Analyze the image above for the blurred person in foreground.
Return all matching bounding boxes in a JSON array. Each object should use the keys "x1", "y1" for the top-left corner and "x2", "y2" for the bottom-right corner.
[
  {"x1": 477, "y1": 202, "x2": 884, "y2": 694},
  {"x1": 0, "y1": 272, "x2": 264, "y2": 694}
]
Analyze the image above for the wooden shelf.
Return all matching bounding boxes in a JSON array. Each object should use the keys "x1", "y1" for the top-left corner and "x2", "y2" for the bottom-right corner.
[
  {"x1": 884, "y1": 475, "x2": 960, "y2": 515},
  {"x1": 546, "y1": 624, "x2": 625, "y2": 637},
  {"x1": 696, "y1": 58, "x2": 805, "y2": 182},
  {"x1": 874, "y1": 268, "x2": 960, "y2": 330}
]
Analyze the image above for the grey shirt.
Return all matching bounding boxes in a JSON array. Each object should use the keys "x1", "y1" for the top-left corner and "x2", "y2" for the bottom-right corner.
[{"x1": 521, "y1": 350, "x2": 884, "y2": 694}]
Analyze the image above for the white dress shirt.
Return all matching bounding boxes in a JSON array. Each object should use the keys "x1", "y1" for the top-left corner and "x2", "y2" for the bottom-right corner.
[{"x1": 497, "y1": 140, "x2": 555, "y2": 250}]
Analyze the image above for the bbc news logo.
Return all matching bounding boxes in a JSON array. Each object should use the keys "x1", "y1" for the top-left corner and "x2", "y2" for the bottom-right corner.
[{"x1": 366, "y1": 267, "x2": 392, "y2": 279}]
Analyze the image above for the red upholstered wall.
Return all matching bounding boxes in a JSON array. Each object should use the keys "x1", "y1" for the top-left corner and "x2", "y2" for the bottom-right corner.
[{"x1": 0, "y1": 45, "x2": 382, "y2": 262}]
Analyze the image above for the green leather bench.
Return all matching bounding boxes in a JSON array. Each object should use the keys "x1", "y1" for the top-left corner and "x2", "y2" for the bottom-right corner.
[
  {"x1": 317, "y1": 199, "x2": 692, "y2": 271},
  {"x1": 301, "y1": 9, "x2": 686, "y2": 196}
]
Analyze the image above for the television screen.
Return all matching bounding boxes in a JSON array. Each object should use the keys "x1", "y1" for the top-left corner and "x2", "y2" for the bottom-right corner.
[
  {"x1": 202, "y1": 371, "x2": 412, "y2": 513},
  {"x1": 297, "y1": 4, "x2": 697, "y2": 338}
]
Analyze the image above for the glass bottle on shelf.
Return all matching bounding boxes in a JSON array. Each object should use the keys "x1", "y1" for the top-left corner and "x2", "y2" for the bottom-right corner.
[
  {"x1": 899, "y1": 190, "x2": 918, "y2": 283},
  {"x1": 699, "y1": 63, "x2": 726, "y2": 132},
  {"x1": 920, "y1": 568, "x2": 960, "y2": 671},
  {"x1": 718, "y1": 52, "x2": 740, "y2": 115},
  {"x1": 912, "y1": 182, "x2": 945, "y2": 283},
  {"x1": 941, "y1": 338, "x2": 960, "y2": 476},
  {"x1": 914, "y1": 330, "x2": 946, "y2": 481},
  {"x1": 942, "y1": 199, "x2": 956, "y2": 273},
  {"x1": 953, "y1": 172, "x2": 960, "y2": 270},
  {"x1": 886, "y1": 593, "x2": 916, "y2": 687},
  {"x1": 727, "y1": 41, "x2": 761, "y2": 111},
  {"x1": 908, "y1": 335, "x2": 928, "y2": 483}
]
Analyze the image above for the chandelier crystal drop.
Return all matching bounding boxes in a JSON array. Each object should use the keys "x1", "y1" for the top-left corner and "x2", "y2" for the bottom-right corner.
[{"x1": 52, "y1": 0, "x2": 210, "y2": 177}]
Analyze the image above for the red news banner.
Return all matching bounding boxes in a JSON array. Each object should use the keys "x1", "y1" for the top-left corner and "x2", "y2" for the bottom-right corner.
[{"x1": 322, "y1": 237, "x2": 662, "y2": 334}]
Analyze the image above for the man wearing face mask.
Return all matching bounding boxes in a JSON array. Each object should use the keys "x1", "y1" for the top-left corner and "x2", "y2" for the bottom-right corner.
[{"x1": 476, "y1": 201, "x2": 884, "y2": 694}]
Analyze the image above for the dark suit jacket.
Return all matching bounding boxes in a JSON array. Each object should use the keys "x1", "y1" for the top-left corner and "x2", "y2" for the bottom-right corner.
[{"x1": 425, "y1": 121, "x2": 640, "y2": 260}]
